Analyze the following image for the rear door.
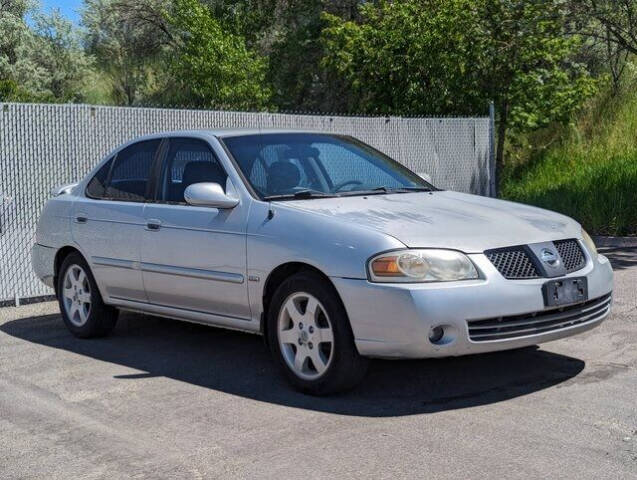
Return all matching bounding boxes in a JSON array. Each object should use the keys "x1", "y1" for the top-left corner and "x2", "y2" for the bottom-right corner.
[
  {"x1": 140, "y1": 137, "x2": 250, "y2": 320},
  {"x1": 72, "y1": 139, "x2": 162, "y2": 302}
]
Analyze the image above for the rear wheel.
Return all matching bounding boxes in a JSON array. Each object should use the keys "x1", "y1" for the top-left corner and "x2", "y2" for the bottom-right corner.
[
  {"x1": 57, "y1": 252, "x2": 118, "y2": 338},
  {"x1": 267, "y1": 272, "x2": 369, "y2": 395}
]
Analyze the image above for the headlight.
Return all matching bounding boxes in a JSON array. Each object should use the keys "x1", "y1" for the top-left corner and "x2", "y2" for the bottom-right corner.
[
  {"x1": 581, "y1": 228, "x2": 598, "y2": 260},
  {"x1": 369, "y1": 249, "x2": 479, "y2": 283}
]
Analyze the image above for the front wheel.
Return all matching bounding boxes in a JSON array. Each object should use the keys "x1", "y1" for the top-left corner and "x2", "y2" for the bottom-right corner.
[
  {"x1": 57, "y1": 252, "x2": 118, "y2": 338},
  {"x1": 267, "y1": 272, "x2": 369, "y2": 395}
]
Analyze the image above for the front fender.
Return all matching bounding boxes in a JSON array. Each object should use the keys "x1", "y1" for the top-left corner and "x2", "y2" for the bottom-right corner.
[{"x1": 246, "y1": 200, "x2": 403, "y2": 320}]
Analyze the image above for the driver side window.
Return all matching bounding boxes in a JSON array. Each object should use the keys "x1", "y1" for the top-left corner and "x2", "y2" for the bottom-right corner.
[{"x1": 160, "y1": 138, "x2": 228, "y2": 204}]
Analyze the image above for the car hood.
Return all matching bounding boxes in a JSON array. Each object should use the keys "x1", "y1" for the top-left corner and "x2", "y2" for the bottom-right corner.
[{"x1": 282, "y1": 191, "x2": 581, "y2": 253}]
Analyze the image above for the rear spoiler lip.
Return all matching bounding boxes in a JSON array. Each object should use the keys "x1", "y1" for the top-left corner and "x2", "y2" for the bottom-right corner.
[{"x1": 50, "y1": 182, "x2": 79, "y2": 197}]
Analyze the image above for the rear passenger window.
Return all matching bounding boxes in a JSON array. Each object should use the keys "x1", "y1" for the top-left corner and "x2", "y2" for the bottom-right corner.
[
  {"x1": 86, "y1": 157, "x2": 113, "y2": 199},
  {"x1": 160, "y1": 138, "x2": 227, "y2": 203},
  {"x1": 106, "y1": 140, "x2": 161, "y2": 202}
]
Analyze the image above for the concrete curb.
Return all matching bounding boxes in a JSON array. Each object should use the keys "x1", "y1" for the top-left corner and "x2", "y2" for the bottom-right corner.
[
  {"x1": 594, "y1": 236, "x2": 637, "y2": 248},
  {"x1": 0, "y1": 294, "x2": 55, "y2": 308}
]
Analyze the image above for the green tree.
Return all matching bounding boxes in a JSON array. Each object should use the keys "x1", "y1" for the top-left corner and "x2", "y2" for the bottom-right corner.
[
  {"x1": 0, "y1": 0, "x2": 42, "y2": 100},
  {"x1": 322, "y1": 0, "x2": 596, "y2": 173},
  {"x1": 1, "y1": 2, "x2": 94, "y2": 102},
  {"x1": 264, "y1": 0, "x2": 360, "y2": 111},
  {"x1": 569, "y1": 0, "x2": 637, "y2": 55},
  {"x1": 82, "y1": 0, "x2": 172, "y2": 105},
  {"x1": 196, "y1": 0, "x2": 359, "y2": 111},
  {"x1": 29, "y1": 9, "x2": 95, "y2": 101},
  {"x1": 0, "y1": 78, "x2": 33, "y2": 101},
  {"x1": 0, "y1": 0, "x2": 29, "y2": 65},
  {"x1": 567, "y1": 0, "x2": 637, "y2": 92},
  {"x1": 165, "y1": 0, "x2": 271, "y2": 109}
]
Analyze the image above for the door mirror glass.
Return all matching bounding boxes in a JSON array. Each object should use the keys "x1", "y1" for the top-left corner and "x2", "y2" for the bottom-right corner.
[
  {"x1": 184, "y1": 182, "x2": 239, "y2": 208},
  {"x1": 417, "y1": 172, "x2": 432, "y2": 183}
]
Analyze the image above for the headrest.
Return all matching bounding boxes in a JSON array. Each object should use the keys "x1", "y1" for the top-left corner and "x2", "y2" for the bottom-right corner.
[
  {"x1": 182, "y1": 161, "x2": 225, "y2": 185},
  {"x1": 267, "y1": 161, "x2": 301, "y2": 194},
  {"x1": 282, "y1": 146, "x2": 320, "y2": 160}
]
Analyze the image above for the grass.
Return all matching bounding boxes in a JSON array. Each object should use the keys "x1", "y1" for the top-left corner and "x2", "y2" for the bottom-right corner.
[{"x1": 500, "y1": 76, "x2": 637, "y2": 236}]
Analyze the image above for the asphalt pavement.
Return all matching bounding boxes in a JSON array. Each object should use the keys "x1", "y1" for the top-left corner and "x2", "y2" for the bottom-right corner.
[{"x1": 1, "y1": 248, "x2": 636, "y2": 479}]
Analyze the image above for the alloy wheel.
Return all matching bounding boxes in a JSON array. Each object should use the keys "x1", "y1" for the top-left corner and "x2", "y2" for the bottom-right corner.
[
  {"x1": 62, "y1": 264, "x2": 92, "y2": 327},
  {"x1": 277, "y1": 292, "x2": 334, "y2": 380}
]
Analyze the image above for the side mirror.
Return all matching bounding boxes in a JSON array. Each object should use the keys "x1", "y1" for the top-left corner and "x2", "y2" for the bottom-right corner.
[
  {"x1": 184, "y1": 182, "x2": 239, "y2": 209},
  {"x1": 50, "y1": 182, "x2": 78, "y2": 197},
  {"x1": 417, "y1": 172, "x2": 432, "y2": 183}
]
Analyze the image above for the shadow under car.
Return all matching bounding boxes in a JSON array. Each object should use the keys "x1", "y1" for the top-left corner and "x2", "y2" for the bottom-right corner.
[{"x1": 0, "y1": 311, "x2": 586, "y2": 417}]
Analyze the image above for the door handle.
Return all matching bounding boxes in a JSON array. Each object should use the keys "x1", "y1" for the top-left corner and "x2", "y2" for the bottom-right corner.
[
  {"x1": 75, "y1": 215, "x2": 87, "y2": 224},
  {"x1": 146, "y1": 219, "x2": 161, "y2": 231}
]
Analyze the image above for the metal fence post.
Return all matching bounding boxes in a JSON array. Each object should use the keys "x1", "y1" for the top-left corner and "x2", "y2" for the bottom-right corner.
[{"x1": 488, "y1": 101, "x2": 497, "y2": 197}]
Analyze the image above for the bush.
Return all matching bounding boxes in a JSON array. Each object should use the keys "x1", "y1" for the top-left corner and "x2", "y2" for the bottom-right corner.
[
  {"x1": 0, "y1": 79, "x2": 39, "y2": 102},
  {"x1": 501, "y1": 77, "x2": 637, "y2": 236},
  {"x1": 501, "y1": 153, "x2": 637, "y2": 236}
]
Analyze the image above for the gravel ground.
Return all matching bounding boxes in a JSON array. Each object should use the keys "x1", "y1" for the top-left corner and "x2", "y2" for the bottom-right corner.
[{"x1": 1, "y1": 248, "x2": 636, "y2": 479}]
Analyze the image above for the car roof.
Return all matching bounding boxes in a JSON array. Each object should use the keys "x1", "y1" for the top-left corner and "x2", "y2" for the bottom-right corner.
[{"x1": 130, "y1": 128, "x2": 340, "y2": 142}]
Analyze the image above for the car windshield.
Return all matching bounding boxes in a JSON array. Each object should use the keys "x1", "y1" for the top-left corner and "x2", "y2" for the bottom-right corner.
[{"x1": 221, "y1": 133, "x2": 434, "y2": 200}]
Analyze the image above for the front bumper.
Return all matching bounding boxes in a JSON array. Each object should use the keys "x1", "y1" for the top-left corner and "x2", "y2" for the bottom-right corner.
[{"x1": 332, "y1": 253, "x2": 614, "y2": 359}]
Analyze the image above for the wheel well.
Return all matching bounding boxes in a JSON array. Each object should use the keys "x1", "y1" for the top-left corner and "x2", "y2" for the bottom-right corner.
[
  {"x1": 53, "y1": 246, "x2": 81, "y2": 291},
  {"x1": 261, "y1": 262, "x2": 339, "y2": 338}
]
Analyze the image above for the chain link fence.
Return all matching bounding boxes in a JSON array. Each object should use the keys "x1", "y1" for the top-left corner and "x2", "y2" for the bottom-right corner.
[{"x1": 0, "y1": 102, "x2": 495, "y2": 305}]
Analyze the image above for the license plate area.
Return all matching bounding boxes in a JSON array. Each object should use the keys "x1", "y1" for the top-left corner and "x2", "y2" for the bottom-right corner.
[{"x1": 542, "y1": 277, "x2": 588, "y2": 307}]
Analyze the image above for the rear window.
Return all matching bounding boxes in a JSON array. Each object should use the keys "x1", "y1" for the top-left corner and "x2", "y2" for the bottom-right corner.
[
  {"x1": 104, "y1": 140, "x2": 161, "y2": 202},
  {"x1": 85, "y1": 157, "x2": 113, "y2": 199}
]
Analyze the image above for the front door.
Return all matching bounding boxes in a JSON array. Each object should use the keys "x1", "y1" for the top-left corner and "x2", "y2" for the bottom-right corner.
[
  {"x1": 72, "y1": 139, "x2": 161, "y2": 302},
  {"x1": 140, "y1": 137, "x2": 250, "y2": 320}
]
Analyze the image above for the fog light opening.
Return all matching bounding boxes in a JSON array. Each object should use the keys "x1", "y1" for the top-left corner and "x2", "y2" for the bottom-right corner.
[{"x1": 428, "y1": 326, "x2": 445, "y2": 344}]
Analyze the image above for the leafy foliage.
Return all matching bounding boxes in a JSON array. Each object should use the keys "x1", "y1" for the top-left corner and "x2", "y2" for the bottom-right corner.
[
  {"x1": 322, "y1": 0, "x2": 598, "y2": 168},
  {"x1": 29, "y1": 9, "x2": 95, "y2": 101},
  {"x1": 165, "y1": 0, "x2": 271, "y2": 109},
  {"x1": 322, "y1": 0, "x2": 480, "y2": 115},
  {"x1": 0, "y1": 0, "x2": 36, "y2": 100},
  {"x1": 1, "y1": 2, "x2": 94, "y2": 102},
  {"x1": 569, "y1": 0, "x2": 637, "y2": 56},
  {"x1": 82, "y1": 0, "x2": 172, "y2": 105},
  {"x1": 0, "y1": 78, "x2": 34, "y2": 101},
  {"x1": 0, "y1": 0, "x2": 31, "y2": 64},
  {"x1": 501, "y1": 77, "x2": 637, "y2": 235}
]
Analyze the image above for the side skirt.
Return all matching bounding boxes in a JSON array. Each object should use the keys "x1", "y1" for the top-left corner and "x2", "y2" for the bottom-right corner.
[{"x1": 109, "y1": 297, "x2": 261, "y2": 335}]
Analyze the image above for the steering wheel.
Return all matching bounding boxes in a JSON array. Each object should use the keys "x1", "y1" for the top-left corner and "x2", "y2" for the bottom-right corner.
[{"x1": 333, "y1": 180, "x2": 363, "y2": 192}]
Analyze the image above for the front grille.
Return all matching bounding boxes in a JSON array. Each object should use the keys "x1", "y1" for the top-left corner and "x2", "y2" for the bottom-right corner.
[
  {"x1": 554, "y1": 239, "x2": 586, "y2": 273},
  {"x1": 486, "y1": 239, "x2": 587, "y2": 279},
  {"x1": 467, "y1": 293, "x2": 611, "y2": 342},
  {"x1": 485, "y1": 248, "x2": 540, "y2": 279}
]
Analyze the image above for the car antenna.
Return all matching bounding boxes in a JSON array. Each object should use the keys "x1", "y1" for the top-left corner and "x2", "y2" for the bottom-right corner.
[{"x1": 267, "y1": 206, "x2": 275, "y2": 220}]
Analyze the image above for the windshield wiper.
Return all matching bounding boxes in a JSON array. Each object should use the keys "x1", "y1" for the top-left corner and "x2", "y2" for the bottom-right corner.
[
  {"x1": 263, "y1": 189, "x2": 336, "y2": 201},
  {"x1": 338, "y1": 187, "x2": 390, "y2": 196},
  {"x1": 339, "y1": 186, "x2": 435, "y2": 197},
  {"x1": 388, "y1": 186, "x2": 435, "y2": 192}
]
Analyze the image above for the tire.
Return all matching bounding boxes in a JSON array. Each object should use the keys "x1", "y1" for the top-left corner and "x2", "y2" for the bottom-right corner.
[
  {"x1": 57, "y1": 252, "x2": 118, "y2": 338},
  {"x1": 267, "y1": 271, "x2": 369, "y2": 395}
]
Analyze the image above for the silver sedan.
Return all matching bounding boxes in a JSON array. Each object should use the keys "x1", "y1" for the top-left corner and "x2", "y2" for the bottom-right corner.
[{"x1": 32, "y1": 130, "x2": 614, "y2": 394}]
